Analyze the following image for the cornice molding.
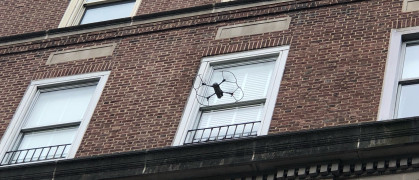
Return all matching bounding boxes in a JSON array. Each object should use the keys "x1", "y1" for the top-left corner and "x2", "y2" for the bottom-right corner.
[
  {"x1": 1, "y1": 117, "x2": 419, "y2": 180},
  {"x1": 0, "y1": 0, "x2": 367, "y2": 55}
]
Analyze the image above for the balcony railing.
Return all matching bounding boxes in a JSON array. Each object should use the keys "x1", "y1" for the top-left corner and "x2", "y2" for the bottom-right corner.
[
  {"x1": 184, "y1": 121, "x2": 260, "y2": 144},
  {"x1": 1, "y1": 144, "x2": 71, "y2": 166}
]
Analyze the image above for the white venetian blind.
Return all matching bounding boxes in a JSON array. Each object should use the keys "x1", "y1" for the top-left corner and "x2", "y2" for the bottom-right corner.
[
  {"x1": 198, "y1": 58, "x2": 276, "y2": 129},
  {"x1": 198, "y1": 105, "x2": 263, "y2": 128},
  {"x1": 205, "y1": 59, "x2": 275, "y2": 106},
  {"x1": 11, "y1": 127, "x2": 78, "y2": 163},
  {"x1": 23, "y1": 85, "x2": 97, "y2": 129},
  {"x1": 18, "y1": 127, "x2": 78, "y2": 150}
]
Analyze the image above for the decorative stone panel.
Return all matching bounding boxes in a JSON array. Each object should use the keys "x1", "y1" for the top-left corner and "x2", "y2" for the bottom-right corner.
[
  {"x1": 46, "y1": 43, "x2": 116, "y2": 65},
  {"x1": 403, "y1": 0, "x2": 419, "y2": 12},
  {"x1": 215, "y1": 17, "x2": 291, "y2": 39}
]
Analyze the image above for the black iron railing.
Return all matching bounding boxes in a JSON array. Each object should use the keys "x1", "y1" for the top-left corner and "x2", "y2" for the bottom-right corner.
[
  {"x1": 1, "y1": 144, "x2": 71, "y2": 165},
  {"x1": 184, "y1": 121, "x2": 260, "y2": 144}
]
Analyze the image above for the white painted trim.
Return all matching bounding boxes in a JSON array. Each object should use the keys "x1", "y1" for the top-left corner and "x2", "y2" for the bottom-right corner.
[
  {"x1": 1, "y1": 0, "x2": 294, "y2": 47},
  {"x1": 0, "y1": 85, "x2": 38, "y2": 162},
  {"x1": 67, "y1": 72, "x2": 110, "y2": 158},
  {"x1": 202, "y1": 46, "x2": 289, "y2": 63},
  {"x1": 378, "y1": 26, "x2": 419, "y2": 120},
  {"x1": 259, "y1": 47, "x2": 289, "y2": 135},
  {"x1": 172, "y1": 46, "x2": 290, "y2": 146},
  {"x1": 59, "y1": 0, "x2": 85, "y2": 27},
  {"x1": 59, "y1": 0, "x2": 142, "y2": 28},
  {"x1": 130, "y1": 0, "x2": 142, "y2": 17},
  {"x1": 171, "y1": 62, "x2": 210, "y2": 146},
  {"x1": 0, "y1": 71, "x2": 110, "y2": 164}
]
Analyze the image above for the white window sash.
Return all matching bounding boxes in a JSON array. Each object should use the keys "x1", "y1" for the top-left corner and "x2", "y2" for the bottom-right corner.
[
  {"x1": 172, "y1": 46, "x2": 290, "y2": 146},
  {"x1": 393, "y1": 42, "x2": 419, "y2": 119}
]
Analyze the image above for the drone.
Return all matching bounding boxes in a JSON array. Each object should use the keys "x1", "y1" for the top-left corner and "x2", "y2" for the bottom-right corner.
[{"x1": 194, "y1": 71, "x2": 244, "y2": 106}]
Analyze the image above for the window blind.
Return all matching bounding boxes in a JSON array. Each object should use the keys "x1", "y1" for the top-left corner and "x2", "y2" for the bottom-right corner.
[
  {"x1": 198, "y1": 59, "x2": 275, "y2": 129},
  {"x1": 23, "y1": 86, "x2": 96, "y2": 129}
]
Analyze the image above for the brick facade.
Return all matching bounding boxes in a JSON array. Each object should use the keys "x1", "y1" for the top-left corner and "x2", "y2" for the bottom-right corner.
[
  {"x1": 0, "y1": 0, "x2": 418, "y2": 159},
  {"x1": 0, "y1": 0, "x2": 69, "y2": 37},
  {"x1": 137, "y1": 0, "x2": 217, "y2": 15}
]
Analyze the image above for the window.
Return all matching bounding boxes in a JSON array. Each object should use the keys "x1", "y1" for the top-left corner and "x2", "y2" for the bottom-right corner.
[
  {"x1": 0, "y1": 72, "x2": 110, "y2": 165},
  {"x1": 394, "y1": 42, "x2": 419, "y2": 118},
  {"x1": 59, "y1": 0, "x2": 142, "y2": 27},
  {"x1": 172, "y1": 46, "x2": 289, "y2": 146},
  {"x1": 378, "y1": 26, "x2": 419, "y2": 120}
]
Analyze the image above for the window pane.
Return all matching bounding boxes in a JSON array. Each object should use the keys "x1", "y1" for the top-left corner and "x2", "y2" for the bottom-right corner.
[
  {"x1": 188, "y1": 105, "x2": 262, "y2": 142},
  {"x1": 198, "y1": 105, "x2": 264, "y2": 128},
  {"x1": 397, "y1": 84, "x2": 419, "y2": 118},
  {"x1": 80, "y1": 0, "x2": 136, "y2": 25},
  {"x1": 402, "y1": 44, "x2": 419, "y2": 79},
  {"x1": 9, "y1": 127, "x2": 77, "y2": 163},
  {"x1": 23, "y1": 85, "x2": 96, "y2": 128},
  {"x1": 18, "y1": 127, "x2": 78, "y2": 150},
  {"x1": 205, "y1": 60, "x2": 275, "y2": 105}
]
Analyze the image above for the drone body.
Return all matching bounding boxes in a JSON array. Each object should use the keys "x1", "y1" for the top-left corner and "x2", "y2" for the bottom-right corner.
[
  {"x1": 212, "y1": 83, "x2": 223, "y2": 98},
  {"x1": 194, "y1": 71, "x2": 243, "y2": 106}
]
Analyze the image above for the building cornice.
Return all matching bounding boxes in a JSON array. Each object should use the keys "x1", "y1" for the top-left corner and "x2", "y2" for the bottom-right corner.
[
  {"x1": 1, "y1": 117, "x2": 419, "y2": 180},
  {"x1": 0, "y1": 0, "x2": 367, "y2": 55}
]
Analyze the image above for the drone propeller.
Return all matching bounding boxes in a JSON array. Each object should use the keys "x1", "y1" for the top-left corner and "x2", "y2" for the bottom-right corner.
[{"x1": 193, "y1": 71, "x2": 243, "y2": 106}]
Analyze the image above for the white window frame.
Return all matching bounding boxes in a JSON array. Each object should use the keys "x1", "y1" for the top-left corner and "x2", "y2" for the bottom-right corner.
[
  {"x1": 0, "y1": 71, "x2": 110, "y2": 165},
  {"x1": 172, "y1": 46, "x2": 290, "y2": 146},
  {"x1": 59, "y1": 0, "x2": 142, "y2": 27},
  {"x1": 378, "y1": 26, "x2": 419, "y2": 120}
]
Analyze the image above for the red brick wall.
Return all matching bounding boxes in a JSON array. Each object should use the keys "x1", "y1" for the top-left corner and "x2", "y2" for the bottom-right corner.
[
  {"x1": 0, "y1": 0, "x2": 69, "y2": 37},
  {"x1": 0, "y1": 0, "x2": 419, "y2": 157},
  {"x1": 137, "y1": 0, "x2": 216, "y2": 15},
  {"x1": 0, "y1": 0, "x2": 220, "y2": 37},
  {"x1": 270, "y1": 0, "x2": 392, "y2": 132}
]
